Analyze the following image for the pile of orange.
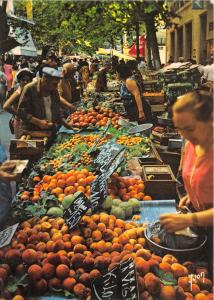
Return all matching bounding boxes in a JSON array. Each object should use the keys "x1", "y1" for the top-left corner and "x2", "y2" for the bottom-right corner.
[
  {"x1": 108, "y1": 173, "x2": 152, "y2": 201},
  {"x1": 21, "y1": 169, "x2": 95, "y2": 203}
]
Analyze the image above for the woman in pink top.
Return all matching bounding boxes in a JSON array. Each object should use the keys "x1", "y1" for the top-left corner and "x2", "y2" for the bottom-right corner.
[
  {"x1": 160, "y1": 89, "x2": 213, "y2": 232},
  {"x1": 4, "y1": 57, "x2": 13, "y2": 93}
]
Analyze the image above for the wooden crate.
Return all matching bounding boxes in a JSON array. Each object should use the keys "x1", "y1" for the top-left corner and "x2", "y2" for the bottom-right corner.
[
  {"x1": 138, "y1": 142, "x2": 163, "y2": 165},
  {"x1": 9, "y1": 139, "x2": 46, "y2": 165},
  {"x1": 142, "y1": 164, "x2": 177, "y2": 199}
]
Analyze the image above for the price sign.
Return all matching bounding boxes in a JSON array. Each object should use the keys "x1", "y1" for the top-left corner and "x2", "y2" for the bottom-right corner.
[
  {"x1": 119, "y1": 258, "x2": 139, "y2": 300},
  {"x1": 92, "y1": 258, "x2": 139, "y2": 300},
  {"x1": 90, "y1": 173, "x2": 108, "y2": 212},
  {"x1": 92, "y1": 265, "x2": 119, "y2": 300},
  {"x1": 94, "y1": 140, "x2": 124, "y2": 169},
  {"x1": 0, "y1": 223, "x2": 19, "y2": 248},
  {"x1": 63, "y1": 192, "x2": 89, "y2": 230},
  {"x1": 105, "y1": 149, "x2": 125, "y2": 178}
]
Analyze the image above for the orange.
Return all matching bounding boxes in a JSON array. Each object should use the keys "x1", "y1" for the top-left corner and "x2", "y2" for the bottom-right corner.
[
  {"x1": 143, "y1": 195, "x2": 152, "y2": 201},
  {"x1": 76, "y1": 173, "x2": 85, "y2": 180},
  {"x1": 66, "y1": 176, "x2": 76, "y2": 186},
  {"x1": 64, "y1": 186, "x2": 76, "y2": 195},
  {"x1": 51, "y1": 187, "x2": 63, "y2": 195},
  {"x1": 43, "y1": 175, "x2": 52, "y2": 183},
  {"x1": 33, "y1": 176, "x2": 41, "y2": 182},
  {"x1": 77, "y1": 186, "x2": 85, "y2": 193},
  {"x1": 81, "y1": 169, "x2": 89, "y2": 176},
  {"x1": 57, "y1": 179, "x2": 66, "y2": 188},
  {"x1": 137, "y1": 183, "x2": 145, "y2": 192}
]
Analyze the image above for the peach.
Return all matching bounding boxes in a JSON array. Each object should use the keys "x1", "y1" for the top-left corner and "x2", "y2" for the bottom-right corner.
[
  {"x1": 135, "y1": 249, "x2": 151, "y2": 261},
  {"x1": 58, "y1": 250, "x2": 67, "y2": 257},
  {"x1": 76, "y1": 268, "x2": 85, "y2": 277},
  {"x1": 28, "y1": 234, "x2": 39, "y2": 244},
  {"x1": 140, "y1": 291, "x2": 153, "y2": 300},
  {"x1": 47, "y1": 253, "x2": 61, "y2": 265},
  {"x1": 55, "y1": 239, "x2": 65, "y2": 251},
  {"x1": 197, "y1": 278, "x2": 213, "y2": 291},
  {"x1": 71, "y1": 235, "x2": 84, "y2": 245},
  {"x1": 83, "y1": 257, "x2": 94, "y2": 271},
  {"x1": 137, "y1": 276, "x2": 145, "y2": 293},
  {"x1": 69, "y1": 269, "x2": 75, "y2": 277},
  {"x1": 73, "y1": 244, "x2": 87, "y2": 254},
  {"x1": 136, "y1": 259, "x2": 150, "y2": 275},
  {"x1": 91, "y1": 230, "x2": 102, "y2": 241},
  {"x1": 91, "y1": 214, "x2": 100, "y2": 223},
  {"x1": 26, "y1": 244, "x2": 37, "y2": 250},
  {"x1": 115, "y1": 219, "x2": 125, "y2": 229},
  {"x1": 182, "y1": 261, "x2": 196, "y2": 274},
  {"x1": 12, "y1": 296, "x2": 24, "y2": 300},
  {"x1": 194, "y1": 293, "x2": 207, "y2": 300},
  {"x1": 0, "y1": 267, "x2": 7, "y2": 280},
  {"x1": 42, "y1": 263, "x2": 55, "y2": 279},
  {"x1": 56, "y1": 264, "x2": 70, "y2": 279},
  {"x1": 5, "y1": 249, "x2": 21, "y2": 267},
  {"x1": 22, "y1": 249, "x2": 37, "y2": 265},
  {"x1": 89, "y1": 269, "x2": 101, "y2": 280},
  {"x1": 46, "y1": 241, "x2": 57, "y2": 252},
  {"x1": 48, "y1": 277, "x2": 61, "y2": 290},
  {"x1": 32, "y1": 278, "x2": 47, "y2": 295},
  {"x1": 16, "y1": 232, "x2": 28, "y2": 244},
  {"x1": 73, "y1": 283, "x2": 87, "y2": 298},
  {"x1": 62, "y1": 234, "x2": 71, "y2": 242},
  {"x1": 118, "y1": 234, "x2": 129, "y2": 245},
  {"x1": 148, "y1": 259, "x2": 159, "y2": 271},
  {"x1": 79, "y1": 273, "x2": 91, "y2": 287},
  {"x1": 159, "y1": 285, "x2": 176, "y2": 300},
  {"x1": 177, "y1": 277, "x2": 191, "y2": 292},
  {"x1": 112, "y1": 243, "x2": 123, "y2": 252},
  {"x1": 61, "y1": 225, "x2": 69, "y2": 235},
  {"x1": 99, "y1": 213, "x2": 110, "y2": 225},
  {"x1": 1, "y1": 264, "x2": 11, "y2": 274},
  {"x1": 102, "y1": 229, "x2": 114, "y2": 241},
  {"x1": 151, "y1": 254, "x2": 162, "y2": 263},
  {"x1": 38, "y1": 232, "x2": 50, "y2": 243},
  {"x1": 28, "y1": 264, "x2": 43, "y2": 280},
  {"x1": 191, "y1": 283, "x2": 200, "y2": 295},
  {"x1": 64, "y1": 242, "x2": 72, "y2": 252},
  {"x1": 94, "y1": 256, "x2": 111, "y2": 270},
  {"x1": 71, "y1": 253, "x2": 85, "y2": 269},
  {"x1": 138, "y1": 238, "x2": 146, "y2": 247},
  {"x1": 36, "y1": 242, "x2": 46, "y2": 252},
  {"x1": 162, "y1": 254, "x2": 178, "y2": 265},
  {"x1": 88, "y1": 221, "x2": 97, "y2": 231},
  {"x1": 82, "y1": 228, "x2": 92, "y2": 238},
  {"x1": 171, "y1": 263, "x2": 188, "y2": 278},
  {"x1": 144, "y1": 272, "x2": 161, "y2": 295},
  {"x1": 159, "y1": 262, "x2": 172, "y2": 273},
  {"x1": 175, "y1": 286, "x2": 186, "y2": 300},
  {"x1": 62, "y1": 277, "x2": 76, "y2": 291},
  {"x1": 133, "y1": 243, "x2": 142, "y2": 252}
]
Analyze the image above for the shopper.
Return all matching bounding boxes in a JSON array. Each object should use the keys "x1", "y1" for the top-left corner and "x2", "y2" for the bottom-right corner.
[
  {"x1": 0, "y1": 66, "x2": 7, "y2": 110},
  {"x1": 137, "y1": 57, "x2": 146, "y2": 75},
  {"x1": 17, "y1": 67, "x2": 72, "y2": 133},
  {"x1": 95, "y1": 63, "x2": 111, "y2": 92},
  {"x1": 126, "y1": 60, "x2": 144, "y2": 94},
  {"x1": 160, "y1": 89, "x2": 213, "y2": 232},
  {"x1": 81, "y1": 65, "x2": 89, "y2": 90},
  {"x1": 4, "y1": 56, "x2": 13, "y2": 96},
  {"x1": 58, "y1": 63, "x2": 76, "y2": 115},
  {"x1": 3, "y1": 68, "x2": 34, "y2": 138},
  {"x1": 116, "y1": 63, "x2": 153, "y2": 123}
]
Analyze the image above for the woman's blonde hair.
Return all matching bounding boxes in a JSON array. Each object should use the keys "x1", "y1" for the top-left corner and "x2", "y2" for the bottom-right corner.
[{"x1": 173, "y1": 88, "x2": 213, "y2": 122}]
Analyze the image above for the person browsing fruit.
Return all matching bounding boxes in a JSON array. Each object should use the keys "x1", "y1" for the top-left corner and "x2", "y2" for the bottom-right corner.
[
  {"x1": 160, "y1": 89, "x2": 213, "y2": 232},
  {"x1": 17, "y1": 67, "x2": 73, "y2": 133}
]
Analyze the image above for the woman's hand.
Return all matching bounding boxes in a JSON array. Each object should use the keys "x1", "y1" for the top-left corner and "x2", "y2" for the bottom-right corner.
[
  {"x1": 160, "y1": 213, "x2": 192, "y2": 232},
  {"x1": 178, "y1": 195, "x2": 190, "y2": 208}
]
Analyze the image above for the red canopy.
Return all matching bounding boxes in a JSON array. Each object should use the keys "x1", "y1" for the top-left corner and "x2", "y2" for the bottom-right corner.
[{"x1": 129, "y1": 35, "x2": 146, "y2": 57}]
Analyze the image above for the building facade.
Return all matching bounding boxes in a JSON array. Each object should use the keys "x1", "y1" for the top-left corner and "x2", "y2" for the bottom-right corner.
[{"x1": 166, "y1": 0, "x2": 213, "y2": 63}]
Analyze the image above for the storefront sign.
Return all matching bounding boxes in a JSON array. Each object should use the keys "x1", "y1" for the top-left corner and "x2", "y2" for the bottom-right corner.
[
  {"x1": 63, "y1": 192, "x2": 89, "y2": 231},
  {"x1": 92, "y1": 258, "x2": 139, "y2": 300},
  {"x1": 0, "y1": 223, "x2": 19, "y2": 248},
  {"x1": 90, "y1": 173, "x2": 108, "y2": 212}
]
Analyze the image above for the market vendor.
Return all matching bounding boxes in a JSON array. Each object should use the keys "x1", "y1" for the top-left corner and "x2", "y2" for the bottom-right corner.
[
  {"x1": 58, "y1": 63, "x2": 76, "y2": 115},
  {"x1": 160, "y1": 89, "x2": 213, "y2": 232},
  {"x1": 116, "y1": 64, "x2": 153, "y2": 123},
  {"x1": 17, "y1": 67, "x2": 72, "y2": 134},
  {"x1": 3, "y1": 68, "x2": 34, "y2": 138}
]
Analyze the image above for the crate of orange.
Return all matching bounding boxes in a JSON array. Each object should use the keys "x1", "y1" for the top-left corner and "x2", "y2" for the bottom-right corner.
[{"x1": 108, "y1": 172, "x2": 152, "y2": 202}]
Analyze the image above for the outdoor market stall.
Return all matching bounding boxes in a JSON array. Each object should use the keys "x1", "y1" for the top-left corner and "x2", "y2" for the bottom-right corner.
[{"x1": 0, "y1": 78, "x2": 213, "y2": 300}]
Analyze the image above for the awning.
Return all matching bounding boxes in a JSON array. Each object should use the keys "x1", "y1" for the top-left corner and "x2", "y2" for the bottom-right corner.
[
  {"x1": 96, "y1": 48, "x2": 135, "y2": 60},
  {"x1": 129, "y1": 35, "x2": 146, "y2": 57}
]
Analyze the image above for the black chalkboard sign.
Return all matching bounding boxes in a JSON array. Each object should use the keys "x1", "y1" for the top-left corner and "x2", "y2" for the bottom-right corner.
[
  {"x1": 92, "y1": 258, "x2": 139, "y2": 300},
  {"x1": 105, "y1": 149, "x2": 125, "y2": 178},
  {"x1": 63, "y1": 192, "x2": 89, "y2": 230},
  {"x1": 91, "y1": 265, "x2": 119, "y2": 300},
  {"x1": 90, "y1": 173, "x2": 108, "y2": 212},
  {"x1": 119, "y1": 258, "x2": 139, "y2": 300},
  {"x1": 94, "y1": 140, "x2": 124, "y2": 169}
]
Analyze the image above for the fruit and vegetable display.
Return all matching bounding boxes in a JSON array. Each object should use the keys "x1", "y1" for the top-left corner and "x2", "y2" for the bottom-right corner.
[
  {"x1": 0, "y1": 215, "x2": 213, "y2": 300},
  {"x1": 68, "y1": 108, "x2": 120, "y2": 129},
  {"x1": 2, "y1": 87, "x2": 213, "y2": 300}
]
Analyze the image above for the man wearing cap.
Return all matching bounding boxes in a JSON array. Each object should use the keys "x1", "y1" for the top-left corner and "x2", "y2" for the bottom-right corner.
[{"x1": 17, "y1": 67, "x2": 72, "y2": 133}]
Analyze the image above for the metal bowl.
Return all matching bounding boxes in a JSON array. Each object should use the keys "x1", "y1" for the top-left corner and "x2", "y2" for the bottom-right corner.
[
  {"x1": 128, "y1": 123, "x2": 153, "y2": 136},
  {"x1": 145, "y1": 227, "x2": 207, "y2": 261}
]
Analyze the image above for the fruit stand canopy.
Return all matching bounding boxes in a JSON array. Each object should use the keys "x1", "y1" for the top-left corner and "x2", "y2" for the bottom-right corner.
[
  {"x1": 9, "y1": 28, "x2": 37, "y2": 57},
  {"x1": 96, "y1": 48, "x2": 135, "y2": 60}
]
